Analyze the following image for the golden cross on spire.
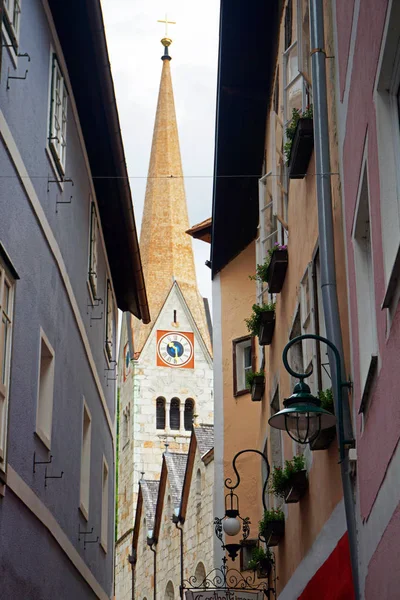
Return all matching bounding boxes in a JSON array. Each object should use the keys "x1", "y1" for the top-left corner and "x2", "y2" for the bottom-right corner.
[{"x1": 157, "y1": 14, "x2": 176, "y2": 38}]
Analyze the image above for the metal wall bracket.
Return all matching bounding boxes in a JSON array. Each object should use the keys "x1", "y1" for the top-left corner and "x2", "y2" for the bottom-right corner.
[
  {"x1": 33, "y1": 452, "x2": 53, "y2": 474},
  {"x1": 47, "y1": 176, "x2": 74, "y2": 193},
  {"x1": 56, "y1": 195, "x2": 73, "y2": 213},
  {"x1": 84, "y1": 535, "x2": 99, "y2": 550},
  {"x1": 78, "y1": 526, "x2": 93, "y2": 542},
  {"x1": 6, "y1": 66, "x2": 28, "y2": 90},
  {"x1": 44, "y1": 466, "x2": 64, "y2": 488}
]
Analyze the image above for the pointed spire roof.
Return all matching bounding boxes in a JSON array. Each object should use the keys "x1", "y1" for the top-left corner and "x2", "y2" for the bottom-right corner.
[{"x1": 134, "y1": 44, "x2": 212, "y2": 355}]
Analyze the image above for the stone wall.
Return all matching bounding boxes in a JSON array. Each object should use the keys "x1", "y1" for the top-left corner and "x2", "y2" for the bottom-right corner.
[{"x1": 133, "y1": 443, "x2": 214, "y2": 600}]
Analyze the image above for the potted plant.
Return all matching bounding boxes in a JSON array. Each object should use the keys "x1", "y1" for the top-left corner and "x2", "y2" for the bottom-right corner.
[
  {"x1": 258, "y1": 508, "x2": 285, "y2": 547},
  {"x1": 245, "y1": 302, "x2": 276, "y2": 346},
  {"x1": 269, "y1": 455, "x2": 308, "y2": 504},
  {"x1": 246, "y1": 370, "x2": 265, "y2": 401},
  {"x1": 251, "y1": 243, "x2": 288, "y2": 293},
  {"x1": 247, "y1": 546, "x2": 274, "y2": 579},
  {"x1": 309, "y1": 388, "x2": 336, "y2": 451},
  {"x1": 284, "y1": 105, "x2": 314, "y2": 179}
]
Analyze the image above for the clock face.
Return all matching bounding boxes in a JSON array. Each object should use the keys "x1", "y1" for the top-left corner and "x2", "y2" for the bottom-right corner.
[{"x1": 156, "y1": 331, "x2": 194, "y2": 368}]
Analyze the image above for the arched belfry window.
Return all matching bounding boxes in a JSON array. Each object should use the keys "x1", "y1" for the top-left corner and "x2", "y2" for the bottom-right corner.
[
  {"x1": 184, "y1": 399, "x2": 194, "y2": 431},
  {"x1": 170, "y1": 398, "x2": 180, "y2": 430},
  {"x1": 156, "y1": 397, "x2": 166, "y2": 430}
]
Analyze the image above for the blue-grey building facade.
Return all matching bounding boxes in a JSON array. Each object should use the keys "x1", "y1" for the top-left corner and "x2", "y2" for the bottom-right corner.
[{"x1": 0, "y1": 1, "x2": 149, "y2": 598}]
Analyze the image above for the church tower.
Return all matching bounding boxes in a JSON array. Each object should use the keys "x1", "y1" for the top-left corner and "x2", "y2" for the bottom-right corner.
[{"x1": 115, "y1": 32, "x2": 213, "y2": 600}]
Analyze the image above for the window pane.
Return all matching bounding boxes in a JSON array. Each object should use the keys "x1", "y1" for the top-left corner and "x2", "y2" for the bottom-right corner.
[
  {"x1": 286, "y1": 77, "x2": 303, "y2": 121},
  {"x1": 286, "y1": 43, "x2": 299, "y2": 85},
  {"x1": 300, "y1": 0, "x2": 311, "y2": 82},
  {"x1": 244, "y1": 345, "x2": 252, "y2": 369}
]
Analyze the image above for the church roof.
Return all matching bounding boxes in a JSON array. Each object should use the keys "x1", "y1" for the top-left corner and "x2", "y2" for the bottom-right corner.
[
  {"x1": 134, "y1": 49, "x2": 212, "y2": 355},
  {"x1": 140, "y1": 479, "x2": 159, "y2": 531},
  {"x1": 195, "y1": 425, "x2": 214, "y2": 458},
  {"x1": 164, "y1": 452, "x2": 187, "y2": 510}
]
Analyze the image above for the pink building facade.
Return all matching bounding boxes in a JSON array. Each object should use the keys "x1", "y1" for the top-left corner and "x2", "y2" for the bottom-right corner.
[{"x1": 334, "y1": 0, "x2": 400, "y2": 596}]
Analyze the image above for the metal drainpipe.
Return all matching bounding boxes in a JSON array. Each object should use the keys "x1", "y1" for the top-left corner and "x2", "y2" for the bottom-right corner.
[
  {"x1": 173, "y1": 516, "x2": 185, "y2": 599},
  {"x1": 149, "y1": 540, "x2": 157, "y2": 600},
  {"x1": 309, "y1": 1, "x2": 360, "y2": 598},
  {"x1": 128, "y1": 548, "x2": 137, "y2": 600}
]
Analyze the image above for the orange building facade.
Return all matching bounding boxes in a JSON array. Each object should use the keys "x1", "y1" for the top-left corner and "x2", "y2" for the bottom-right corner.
[{"x1": 210, "y1": 1, "x2": 354, "y2": 598}]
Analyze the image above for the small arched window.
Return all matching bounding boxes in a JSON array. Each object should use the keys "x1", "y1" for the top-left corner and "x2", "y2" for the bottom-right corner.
[
  {"x1": 165, "y1": 581, "x2": 174, "y2": 600},
  {"x1": 184, "y1": 398, "x2": 194, "y2": 431},
  {"x1": 170, "y1": 398, "x2": 180, "y2": 430},
  {"x1": 195, "y1": 563, "x2": 206, "y2": 589},
  {"x1": 196, "y1": 468, "x2": 201, "y2": 508},
  {"x1": 156, "y1": 397, "x2": 166, "y2": 430}
]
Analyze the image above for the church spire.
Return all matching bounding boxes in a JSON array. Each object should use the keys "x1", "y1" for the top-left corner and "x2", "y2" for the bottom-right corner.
[{"x1": 134, "y1": 37, "x2": 212, "y2": 355}]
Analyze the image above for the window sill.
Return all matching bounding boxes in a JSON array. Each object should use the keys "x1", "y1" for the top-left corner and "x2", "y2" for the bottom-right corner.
[
  {"x1": 234, "y1": 389, "x2": 250, "y2": 398},
  {"x1": 45, "y1": 146, "x2": 64, "y2": 191},
  {"x1": 359, "y1": 354, "x2": 378, "y2": 415},
  {"x1": 79, "y1": 502, "x2": 89, "y2": 522},
  {"x1": 34, "y1": 428, "x2": 51, "y2": 452}
]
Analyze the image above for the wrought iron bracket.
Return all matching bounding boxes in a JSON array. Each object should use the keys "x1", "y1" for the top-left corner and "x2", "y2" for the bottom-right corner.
[
  {"x1": 44, "y1": 466, "x2": 64, "y2": 488},
  {"x1": 33, "y1": 452, "x2": 52, "y2": 474},
  {"x1": 47, "y1": 176, "x2": 74, "y2": 193},
  {"x1": 6, "y1": 66, "x2": 28, "y2": 90}
]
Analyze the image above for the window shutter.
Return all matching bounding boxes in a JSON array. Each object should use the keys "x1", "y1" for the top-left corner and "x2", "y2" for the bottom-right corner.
[
  {"x1": 184, "y1": 399, "x2": 194, "y2": 431},
  {"x1": 170, "y1": 398, "x2": 180, "y2": 430},
  {"x1": 156, "y1": 398, "x2": 165, "y2": 430}
]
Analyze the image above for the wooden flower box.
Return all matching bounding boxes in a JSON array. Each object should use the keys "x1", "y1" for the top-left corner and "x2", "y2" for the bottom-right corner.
[
  {"x1": 260, "y1": 520, "x2": 285, "y2": 547},
  {"x1": 258, "y1": 311, "x2": 275, "y2": 346},
  {"x1": 309, "y1": 426, "x2": 336, "y2": 451},
  {"x1": 288, "y1": 118, "x2": 314, "y2": 179},
  {"x1": 251, "y1": 376, "x2": 265, "y2": 402},
  {"x1": 284, "y1": 470, "x2": 308, "y2": 503},
  {"x1": 267, "y1": 249, "x2": 288, "y2": 293}
]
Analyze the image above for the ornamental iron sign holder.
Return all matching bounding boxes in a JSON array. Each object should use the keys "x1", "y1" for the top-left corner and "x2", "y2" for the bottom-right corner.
[{"x1": 183, "y1": 449, "x2": 276, "y2": 600}]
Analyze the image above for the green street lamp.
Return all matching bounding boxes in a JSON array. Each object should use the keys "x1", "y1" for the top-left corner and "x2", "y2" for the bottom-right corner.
[{"x1": 268, "y1": 334, "x2": 353, "y2": 462}]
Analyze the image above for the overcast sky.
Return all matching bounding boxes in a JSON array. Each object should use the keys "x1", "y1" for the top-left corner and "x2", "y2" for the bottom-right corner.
[{"x1": 101, "y1": 0, "x2": 220, "y2": 304}]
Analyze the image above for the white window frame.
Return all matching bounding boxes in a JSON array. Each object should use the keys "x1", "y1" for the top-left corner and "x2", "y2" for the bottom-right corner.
[
  {"x1": 35, "y1": 328, "x2": 55, "y2": 450},
  {"x1": 233, "y1": 336, "x2": 253, "y2": 396},
  {"x1": 283, "y1": 0, "x2": 311, "y2": 131},
  {"x1": 0, "y1": 257, "x2": 14, "y2": 474},
  {"x1": 48, "y1": 54, "x2": 68, "y2": 176},
  {"x1": 79, "y1": 399, "x2": 92, "y2": 520},
  {"x1": 352, "y1": 156, "x2": 378, "y2": 408},
  {"x1": 88, "y1": 203, "x2": 99, "y2": 302},
  {"x1": 3, "y1": 0, "x2": 21, "y2": 55},
  {"x1": 374, "y1": 1, "x2": 400, "y2": 316},
  {"x1": 105, "y1": 279, "x2": 115, "y2": 365},
  {"x1": 101, "y1": 456, "x2": 109, "y2": 553}
]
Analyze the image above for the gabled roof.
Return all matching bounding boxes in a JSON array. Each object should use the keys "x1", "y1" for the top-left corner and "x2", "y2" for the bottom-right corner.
[
  {"x1": 47, "y1": 0, "x2": 149, "y2": 322},
  {"x1": 164, "y1": 452, "x2": 187, "y2": 510},
  {"x1": 153, "y1": 451, "x2": 187, "y2": 542},
  {"x1": 134, "y1": 280, "x2": 212, "y2": 366},
  {"x1": 180, "y1": 425, "x2": 214, "y2": 521},
  {"x1": 141, "y1": 479, "x2": 160, "y2": 531},
  {"x1": 195, "y1": 425, "x2": 214, "y2": 458}
]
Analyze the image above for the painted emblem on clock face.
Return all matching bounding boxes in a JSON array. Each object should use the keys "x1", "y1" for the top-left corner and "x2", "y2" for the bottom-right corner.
[{"x1": 156, "y1": 331, "x2": 194, "y2": 368}]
